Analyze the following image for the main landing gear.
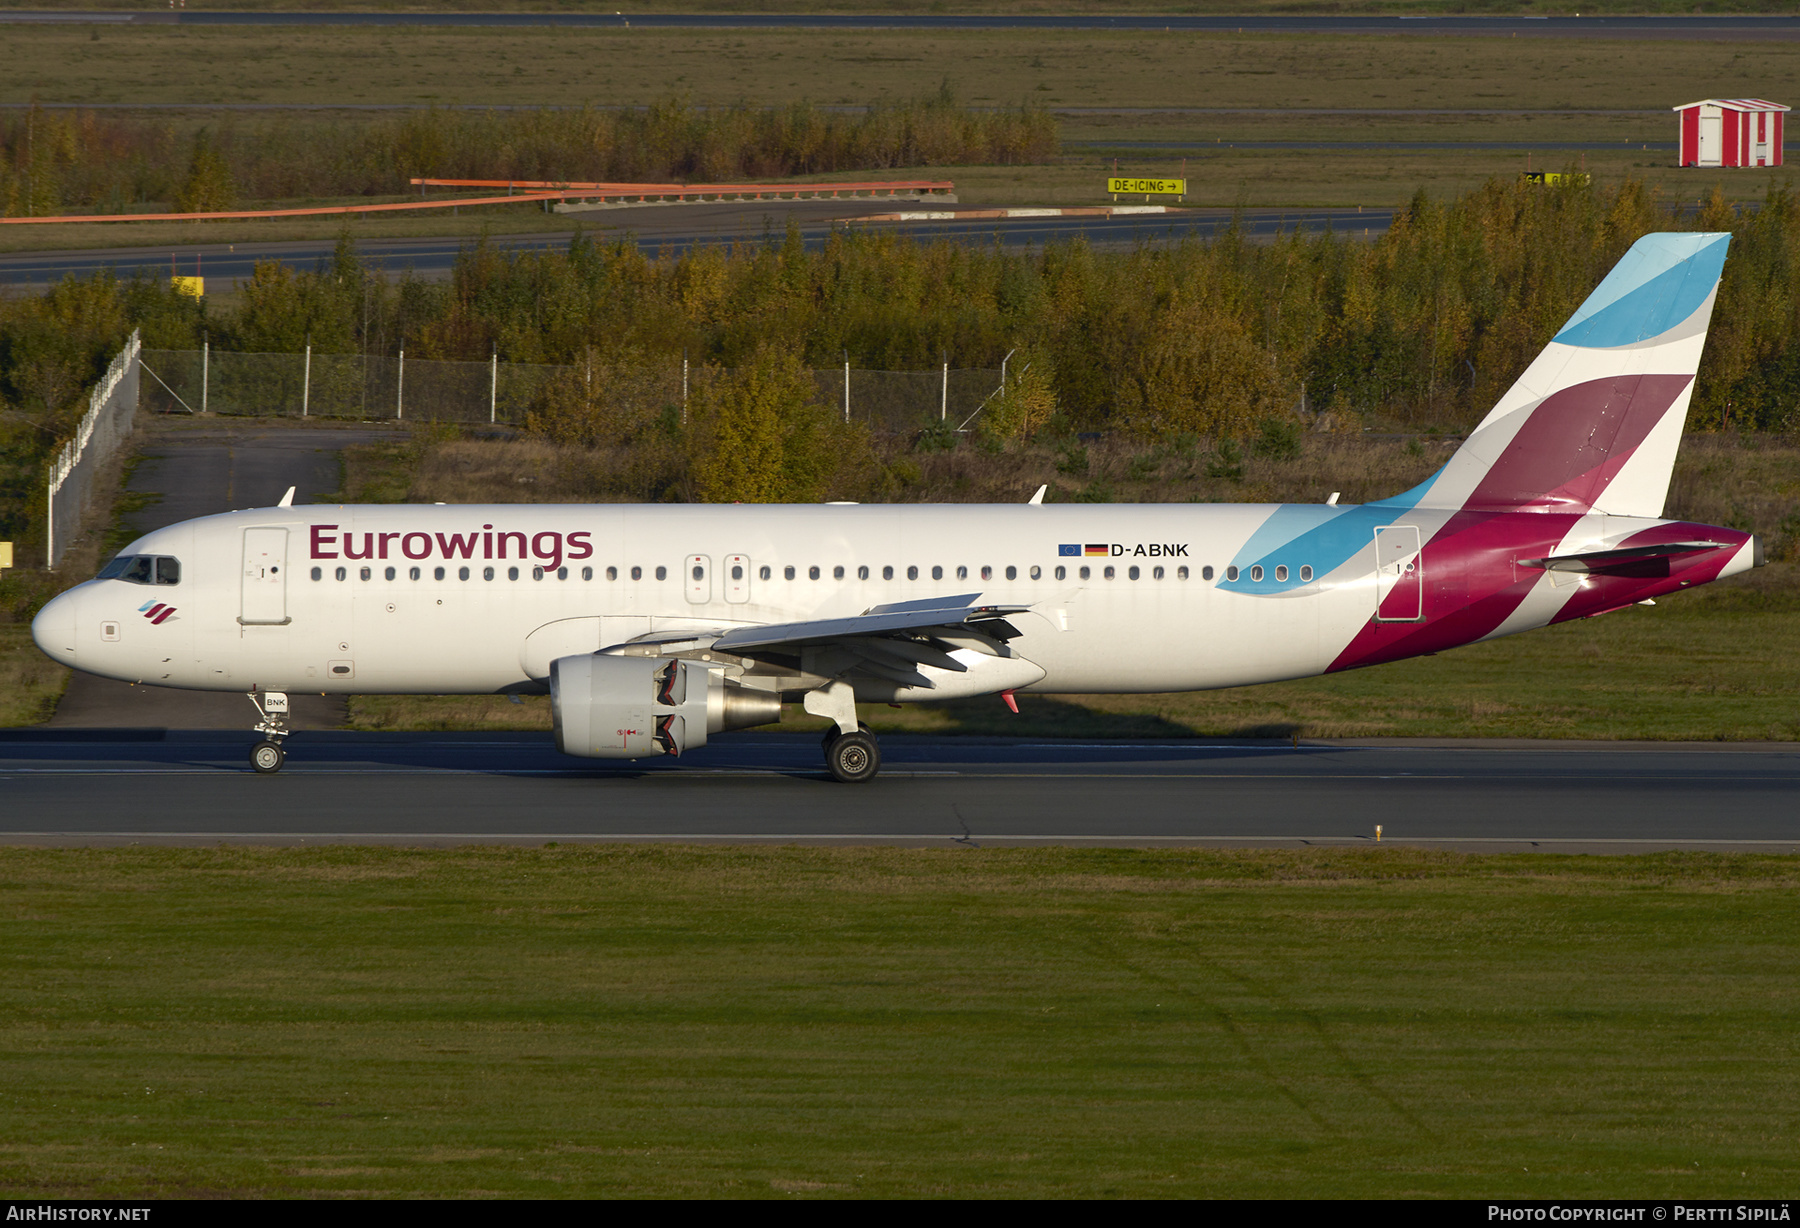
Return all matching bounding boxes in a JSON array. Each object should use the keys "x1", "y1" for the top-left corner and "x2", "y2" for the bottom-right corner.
[
  {"x1": 822, "y1": 724, "x2": 881, "y2": 784},
  {"x1": 248, "y1": 691, "x2": 290, "y2": 774}
]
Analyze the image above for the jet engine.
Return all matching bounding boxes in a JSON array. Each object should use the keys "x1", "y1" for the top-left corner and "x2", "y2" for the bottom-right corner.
[{"x1": 549, "y1": 654, "x2": 781, "y2": 758}]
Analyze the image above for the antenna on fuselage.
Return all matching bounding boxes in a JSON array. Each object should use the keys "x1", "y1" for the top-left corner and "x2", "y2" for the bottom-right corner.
[
  {"x1": 277, "y1": 486, "x2": 296, "y2": 508},
  {"x1": 1028, "y1": 485, "x2": 1047, "y2": 505}
]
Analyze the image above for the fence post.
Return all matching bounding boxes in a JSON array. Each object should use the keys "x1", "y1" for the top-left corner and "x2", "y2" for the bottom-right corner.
[
  {"x1": 396, "y1": 349, "x2": 404, "y2": 421},
  {"x1": 682, "y1": 352, "x2": 688, "y2": 425},
  {"x1": 45, "y1": 471, "x2": 53, "y2": 572},
  {"x1": 490, "y1": 351, "x2": 498, "y2": 424},
  {"x1": 201, "y1": 337, "x2": 209, "y2": 415},
  {"x1": 302, "y1": 343, "x2": 311, "y2": 418},
  {"x1": 941, "y1": 361, "x2": 948, "y2": 421},
  {"x1": 843, "y1": 356, "x2": 850, "y2": 425}
]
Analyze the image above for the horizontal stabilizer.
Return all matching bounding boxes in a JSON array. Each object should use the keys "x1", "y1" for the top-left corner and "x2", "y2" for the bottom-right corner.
[{"x1": 1521, "y1": 541, "x2": 1726, "y2": 573}]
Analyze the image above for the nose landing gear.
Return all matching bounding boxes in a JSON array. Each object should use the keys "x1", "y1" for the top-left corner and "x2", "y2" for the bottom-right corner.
[{"x1": 247, "y1": 691, "x2": 290, "y2": 774}]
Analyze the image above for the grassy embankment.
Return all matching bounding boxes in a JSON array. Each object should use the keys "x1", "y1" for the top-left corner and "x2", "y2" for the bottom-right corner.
[
  {"x1": 340, "y1": 428, "x2": 1800, "y2": 740},
  {"x1": 2, "y1": 845, "x2": 1798, "y2": 1198},
  {"x1": 0, "y1": 25, "x2": 1792, "y2": 257}
]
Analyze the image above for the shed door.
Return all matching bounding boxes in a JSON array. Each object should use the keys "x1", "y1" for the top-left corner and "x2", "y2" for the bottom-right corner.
[
  {"x1": 1373, "y1": 525, "x2": 1423, "y2": 623},
  {"x1": 241, "y1": 528, "x2": 291, "y2": 626},
  {"x1": 1699, "y1": 110, "x2": 1722, "y2": 165}
]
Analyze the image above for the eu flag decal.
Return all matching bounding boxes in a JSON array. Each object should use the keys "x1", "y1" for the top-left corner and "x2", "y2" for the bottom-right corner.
[{"x1": 1058, "y1": 544, "x2": 1080, "y2": 557}]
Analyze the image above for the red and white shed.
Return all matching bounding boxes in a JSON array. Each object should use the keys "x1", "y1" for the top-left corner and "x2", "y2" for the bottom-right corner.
[{"x1": 1674, "y1": 99, "x2": 1787, "y2": 169}]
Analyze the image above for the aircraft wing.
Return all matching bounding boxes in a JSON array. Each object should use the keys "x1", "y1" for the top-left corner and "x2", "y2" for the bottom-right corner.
[{"x1": 711, "y1": 593, "x2": 1028, "y2": 654}]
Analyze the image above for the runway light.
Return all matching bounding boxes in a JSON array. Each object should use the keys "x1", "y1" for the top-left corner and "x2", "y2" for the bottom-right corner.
[{"x1": 1375, "y1": 825, "x2": 1383, "y2": 842}]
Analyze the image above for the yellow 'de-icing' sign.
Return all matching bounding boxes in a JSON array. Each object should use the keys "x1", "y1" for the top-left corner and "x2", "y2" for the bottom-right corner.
[{"x1": 1108, "y1": 177, "x2": 1186, "y2": 196}]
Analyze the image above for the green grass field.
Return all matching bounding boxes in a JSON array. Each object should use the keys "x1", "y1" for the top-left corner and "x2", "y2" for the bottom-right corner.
[
  {"x1": 9, "y1": 26, "x2": 1796, "y2": 110},
  {"x1": 1, "y1": 24, "x2": 1791, "y2": 249},
  {"x1": 2, "y1": 846, "x2": 1796, "y2": 1198}
]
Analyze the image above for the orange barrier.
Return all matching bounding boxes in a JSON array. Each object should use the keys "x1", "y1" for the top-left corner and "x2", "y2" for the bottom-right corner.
[
  {"x1": 410, "y1": 177, "x2": 956, "y2": 202},
  {"x1": 1, "y1": 179, "x2": 956, "y2": 225}
]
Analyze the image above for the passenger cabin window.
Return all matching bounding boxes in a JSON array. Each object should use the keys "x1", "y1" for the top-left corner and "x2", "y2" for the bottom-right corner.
[
  {"x1": 907, "y1": 566, "x2": 919, "y2": 580},
  {"x1": 1199, "y1": 566, "x2": 1211, "y2": 581},
  {"x1": 1055, "y1": 566, "x2": 1066, "y2": 580},
  {"x1": 761, "y1": 565, "x2": 772, "y2": 581},
  {"x1": 785, "y1": 565, "x2": 796, "y2": 581},
  {"x1": 311, "y1": 566, "x2": 322, "y2": 581},
  {"x1": 931, "y1": 565, "x2": 943, "y2": 580},
  {"x1": 1005, "y1": 566, "x2": 1017, "y2": 580},
  {"x1": 834, "y1": 565, "x2": 845, "y2": 580},
  {"x1": 858, "y1": 566, "x2": 870, "y2": 580},
  {"x1": 655, "y1": 566, "x2": 667, "y2": 581},
  {"x1": 631, "y1": 566, "x2": 642, "y2": 581},
  {"x1": 882, "y1": 566, "x2": 894, "y2": 580},
  {"x1": 1300, "y1": 565, "x2": 1313, "y2": 582}
]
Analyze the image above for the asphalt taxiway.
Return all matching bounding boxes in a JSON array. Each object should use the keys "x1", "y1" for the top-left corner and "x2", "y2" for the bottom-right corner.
[
  {"x1": 0, "y1": 206, "x2": 1394, "y2": 291},
  {"x1": 2, "y1": 732, "x2": 1795, "y2": 852}
]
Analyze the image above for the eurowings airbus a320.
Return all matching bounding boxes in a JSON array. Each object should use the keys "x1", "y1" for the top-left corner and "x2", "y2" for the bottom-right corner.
[{"x1": 33, "y1": 232, "x2": 1761, "y2": 782}]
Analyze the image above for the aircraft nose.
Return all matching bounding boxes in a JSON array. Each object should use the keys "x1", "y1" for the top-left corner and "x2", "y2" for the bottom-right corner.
[{"x1": 31, "y1": 589, "x2": 79, "y2": 664}]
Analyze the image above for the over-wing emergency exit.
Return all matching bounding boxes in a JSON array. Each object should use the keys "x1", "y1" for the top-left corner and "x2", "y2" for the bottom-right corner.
[{"x1": 34, "y1": 233, "x2": 1760, "y2": 782}]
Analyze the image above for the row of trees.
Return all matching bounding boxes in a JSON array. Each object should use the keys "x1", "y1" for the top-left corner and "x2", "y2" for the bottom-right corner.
[
  {"x1": 2, "y1": 176, "x2": 1796, "y2": 527},
  {"x1": 0, "y1": 95, "x2": 1058, "y2": 217},
  {"x1": 180, "y1": 175, "x2": 1800, "y2": 435}
]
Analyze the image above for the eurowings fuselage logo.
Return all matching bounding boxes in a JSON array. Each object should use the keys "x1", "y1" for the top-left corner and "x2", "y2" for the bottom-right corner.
[{"x1": 139, "y1": 600, "x2": 177, "y2": 625}]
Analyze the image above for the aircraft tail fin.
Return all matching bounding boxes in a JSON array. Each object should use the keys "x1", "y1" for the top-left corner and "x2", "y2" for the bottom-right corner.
[{"x1": 1403, "y1": 231, "x2": 1730, "y2": 518}]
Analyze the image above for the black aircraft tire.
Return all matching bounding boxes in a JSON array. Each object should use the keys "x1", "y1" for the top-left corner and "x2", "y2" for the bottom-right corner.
[
  {"x1": 250, "y1": 739, "x2": 286, "y2": 774},
  {"x1": 826, "y1": 730, "x2": 881, "y2": 784}
]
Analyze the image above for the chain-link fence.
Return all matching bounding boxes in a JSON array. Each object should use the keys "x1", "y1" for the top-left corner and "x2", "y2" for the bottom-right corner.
[
  {"x1": 48, "y1": 331, "x2": 140, "y2": 569},
  {"x1": 140, "y1": 348, "x2": 567, "y2": 423},
  {"x1": 139, "y1": 348, "x2": 1003, "y2": 435}
]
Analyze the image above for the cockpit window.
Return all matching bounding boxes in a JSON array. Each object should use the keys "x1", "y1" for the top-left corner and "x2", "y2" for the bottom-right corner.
[{"x1": 100, "y1": 555, "x2": 181, "y2": 586}]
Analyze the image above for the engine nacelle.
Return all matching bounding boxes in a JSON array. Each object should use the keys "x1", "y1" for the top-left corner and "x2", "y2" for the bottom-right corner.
[{"x1": 549, "y1": 654, "x2": 781, "y2": 759}]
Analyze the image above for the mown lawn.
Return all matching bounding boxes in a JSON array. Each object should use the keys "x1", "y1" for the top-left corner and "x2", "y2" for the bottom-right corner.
[{"x1": 1, "y1": 846, "x2": 1796, "y2": 1198}]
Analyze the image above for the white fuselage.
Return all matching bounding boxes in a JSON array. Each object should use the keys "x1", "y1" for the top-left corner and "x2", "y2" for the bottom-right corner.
[{"x1": 42, "y1": 502, "x2": 1389, "y2": 698}]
